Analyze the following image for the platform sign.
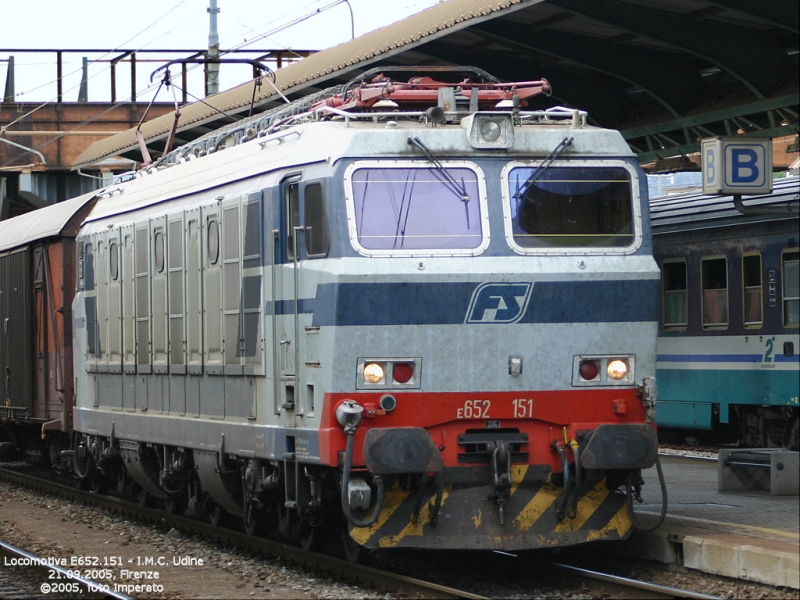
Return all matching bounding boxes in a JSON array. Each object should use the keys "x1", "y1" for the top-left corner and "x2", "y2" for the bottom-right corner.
[{"x1": 701, "y1": 137, "x2": 772, "y2": 195}]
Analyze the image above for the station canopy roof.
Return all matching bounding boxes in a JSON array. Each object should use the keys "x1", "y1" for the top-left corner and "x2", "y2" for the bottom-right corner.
[{"x1": 73, "y1": 0, "x2": 799, "y2": 169}]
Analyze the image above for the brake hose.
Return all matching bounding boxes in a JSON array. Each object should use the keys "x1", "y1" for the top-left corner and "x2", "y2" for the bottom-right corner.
[
  {"x1": 553, "y1": 441, "x2": 571, "y2": 521},
  {"x1": 340, "y1": 430, "x2": 386, "y2": 528},
  {"x1": 626, "y1": 453, "x2": 668, "y2": 532}
]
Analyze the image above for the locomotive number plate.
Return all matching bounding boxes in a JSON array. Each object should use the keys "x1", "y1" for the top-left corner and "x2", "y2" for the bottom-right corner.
[{"x1": 456, "y1": 398, "x2": 535, "y2": 419}]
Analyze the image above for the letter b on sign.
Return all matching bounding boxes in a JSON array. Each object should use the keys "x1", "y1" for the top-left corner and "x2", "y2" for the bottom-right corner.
[{"x1": 730, "y1": 148, "x2": 759, "y2": 183}]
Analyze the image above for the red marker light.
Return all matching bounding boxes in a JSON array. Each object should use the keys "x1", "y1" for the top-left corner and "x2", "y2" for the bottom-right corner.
[
  {"x1": 393, "y1": 362, "x2": 414, "y2": 384},
  {"x1": 579, "y1": 360, "x2": 599, "y2": 381}
]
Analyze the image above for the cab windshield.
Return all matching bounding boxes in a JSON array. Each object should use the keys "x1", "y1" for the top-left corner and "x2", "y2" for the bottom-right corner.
[
  {"x1": 506, "y1": 165, "x2": 634, "y2": 248},
  {"x1": 350, "y1": 165, "x2": 483, "y2": 252}
]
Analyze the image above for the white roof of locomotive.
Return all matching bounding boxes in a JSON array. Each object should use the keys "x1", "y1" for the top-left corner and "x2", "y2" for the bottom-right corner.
[{"x1": 82, "y1": 113, "x2": 633, "y2": 225}]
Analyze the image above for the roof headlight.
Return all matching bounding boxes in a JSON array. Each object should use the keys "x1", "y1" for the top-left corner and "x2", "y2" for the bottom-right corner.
[
  {"x1": 363, "y1": 362, "x2": 385, "y2": 385},
  {"x1": 461, "y1": 113, "x2": 513, "y2": 149},
  {"x1": 479, "y1": 119, "x2": 502, "y2": 142},
  {"x1": 607, "y1": 359, "x2": 629, "y2": 380}
]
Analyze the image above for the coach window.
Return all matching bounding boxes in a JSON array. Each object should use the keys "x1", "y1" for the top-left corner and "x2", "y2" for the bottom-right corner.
[
  {"x1": 304, "y1": 182, "x2": 329, "y2": 257},
  {"x1": 742, "y1": 253, "x2": 763, "y2": 328},
  {"x1": 701, "y1": 256, "x2": 728, "y2": 329},
  {"x1": 783, "y1": 249, "x2": 799, "y2": 327},
  {"x1": 662, "y1": 260, "x2": 687, "y2": 329}
]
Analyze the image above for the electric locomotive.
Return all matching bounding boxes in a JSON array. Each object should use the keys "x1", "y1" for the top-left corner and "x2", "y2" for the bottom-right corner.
[
  {"x1": 2, "y1": 67, "x2": 662, "y2": 555},
  {"x1": 651, "y1": 177, "x2": 800, "y2": 449}
]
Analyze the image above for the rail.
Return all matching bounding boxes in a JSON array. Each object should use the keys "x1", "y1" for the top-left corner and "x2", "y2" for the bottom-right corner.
[
  {"x1": 0, "y1": 539, "x2": 133, "y2": 600},
  {"x1": 0, "y1": 465, "x2": 487, "y2": 600},
  {"x1": 548, "y1": 562, "x2": 724, "y2": 600}
]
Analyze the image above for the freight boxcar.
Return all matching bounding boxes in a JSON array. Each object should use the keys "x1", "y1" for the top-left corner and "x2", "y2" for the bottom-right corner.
[{"x1": 0, "y1": 194, "x2": 96, "y2": 459}]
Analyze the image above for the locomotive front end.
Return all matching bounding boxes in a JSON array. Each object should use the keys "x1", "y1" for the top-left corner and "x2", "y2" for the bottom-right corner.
[{"x1": 327, "y1": 327, "x2": 660, "y2": 551}]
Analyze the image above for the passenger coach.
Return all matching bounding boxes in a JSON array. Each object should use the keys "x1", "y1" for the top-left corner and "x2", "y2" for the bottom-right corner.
[{"x1": 652, "y1": 176, "x2": 799, "y2": 449}]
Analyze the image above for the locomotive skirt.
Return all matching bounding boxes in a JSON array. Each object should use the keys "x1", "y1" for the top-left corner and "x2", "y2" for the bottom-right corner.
[{"x1": 347, "y1": 465, "x2": 634, "y2": 550}]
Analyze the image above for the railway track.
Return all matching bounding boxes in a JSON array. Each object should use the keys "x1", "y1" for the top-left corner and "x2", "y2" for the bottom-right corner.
[
  {"x1": 2, "y1": 461, "x2": 744, "y2": 599},
  {"x1": 3, "y1": 458, "x2": 749, "y2": 600},
  {"x1": 0, "y1": 465, "x2": 487, "y2": 599}
]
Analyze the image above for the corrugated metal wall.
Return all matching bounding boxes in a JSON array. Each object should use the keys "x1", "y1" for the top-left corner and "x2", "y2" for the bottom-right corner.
[{"x1": 0, "y1": 247, "x2": 34, "y2": 414}]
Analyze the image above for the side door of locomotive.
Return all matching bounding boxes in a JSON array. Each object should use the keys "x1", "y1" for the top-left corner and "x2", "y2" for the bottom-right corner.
[
  {"x1": 273, "y1": 176, "x2": 302, "y2": 424},
  {"x1": 272, "y1": 176, "x2": 329, "y2": 425}
]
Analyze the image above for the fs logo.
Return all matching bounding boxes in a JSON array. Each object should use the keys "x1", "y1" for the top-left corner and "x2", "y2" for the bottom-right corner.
[{"x1": 465, "y1": 282, "x2": 532, "y2": 324}]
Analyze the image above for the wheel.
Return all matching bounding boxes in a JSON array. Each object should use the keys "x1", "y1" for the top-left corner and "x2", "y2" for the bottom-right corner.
[
  {"x1": 117, "y1": 471, "x2": 140, "y2": 500},
  {"x1": 88, "y1": 474, "x2": 107, "y2": 495},
  {"x1": 72, "y1": 439, "x2": 95, "y2": 488},
  {"x1": 297, "y1": 523, "x2": 315, "y2": 551},
  {"x1": 164, "y1": 495, "x2": 186, "y2": 515},
  {"x1": 137, "y1": 488, "x2": 154, "y2": 508},
  {"x1": 339, "y1": 523, "x2": 364, "y2": 563},
  {"x1": 788, "y1": 417, "x2": 799, "y2": 451},
  {"x1": 243, "y1": 502, "x2": 260, "y2": 536},
  {"x1": 209, "y1": 505, "x2": 226, "y2": 527}
]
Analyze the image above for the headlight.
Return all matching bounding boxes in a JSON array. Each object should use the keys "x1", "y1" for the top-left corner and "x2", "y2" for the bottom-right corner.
[
  {"x1": 363, "y1": 362, "x2": 385, "y2": 384},
  {"x1": 607, "y1": 359, "x2": 629, "y2": 380},
  {"x1": 357, "y1": 358, "x2": 422, "y2": 389},
  {"x1": 461, "y1": 113, "x2": 513, "y2": 149},
  {"x1": 479, "y1": 119, "x2": 502, "y2": 142},
  {"x1": 572, "y1": 355, "x2": 635, "y2": 386}
]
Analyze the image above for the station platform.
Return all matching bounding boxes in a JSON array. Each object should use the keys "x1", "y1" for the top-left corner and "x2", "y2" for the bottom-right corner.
[{"x1": 620, "y1": 454, "x2": 799, "y2": 589}]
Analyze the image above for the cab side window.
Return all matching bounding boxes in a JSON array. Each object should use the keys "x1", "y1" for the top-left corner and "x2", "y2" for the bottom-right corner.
[{"x1": 304, "y1": 182, "x2": 329, "y2": 258}]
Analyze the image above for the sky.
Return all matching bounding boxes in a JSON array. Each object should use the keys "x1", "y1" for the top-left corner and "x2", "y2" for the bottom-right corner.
[{"x1": 1, "y1": 0, "x2": 442, "y2": 103}]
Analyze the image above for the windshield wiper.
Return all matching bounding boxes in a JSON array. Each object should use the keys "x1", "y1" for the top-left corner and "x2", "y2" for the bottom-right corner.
[
  {"x1": 514, "y1": 136, "x2": 573, "y2": 201},
  {"x1": 407, "y1": 137, "x2": 472, "y2": 227}
]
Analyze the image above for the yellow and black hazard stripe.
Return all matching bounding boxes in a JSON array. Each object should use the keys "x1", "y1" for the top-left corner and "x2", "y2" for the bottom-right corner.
[{"x1": 347, "y1": 465, "x2": 633, "y2": 550}]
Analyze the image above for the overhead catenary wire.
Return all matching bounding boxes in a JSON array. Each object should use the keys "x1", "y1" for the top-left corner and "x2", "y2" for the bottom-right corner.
[
  {"x1": 1, "y1": 1, "x2": 358, "y2": 169},
  {"x1": 3, "y1": 0, "x2": 193, "y2": 128}
]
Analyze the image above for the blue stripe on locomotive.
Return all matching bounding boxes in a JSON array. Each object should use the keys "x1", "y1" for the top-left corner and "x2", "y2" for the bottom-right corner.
[{"x1": 295, "y1": 279, "x2": 661, "y2": 326}]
